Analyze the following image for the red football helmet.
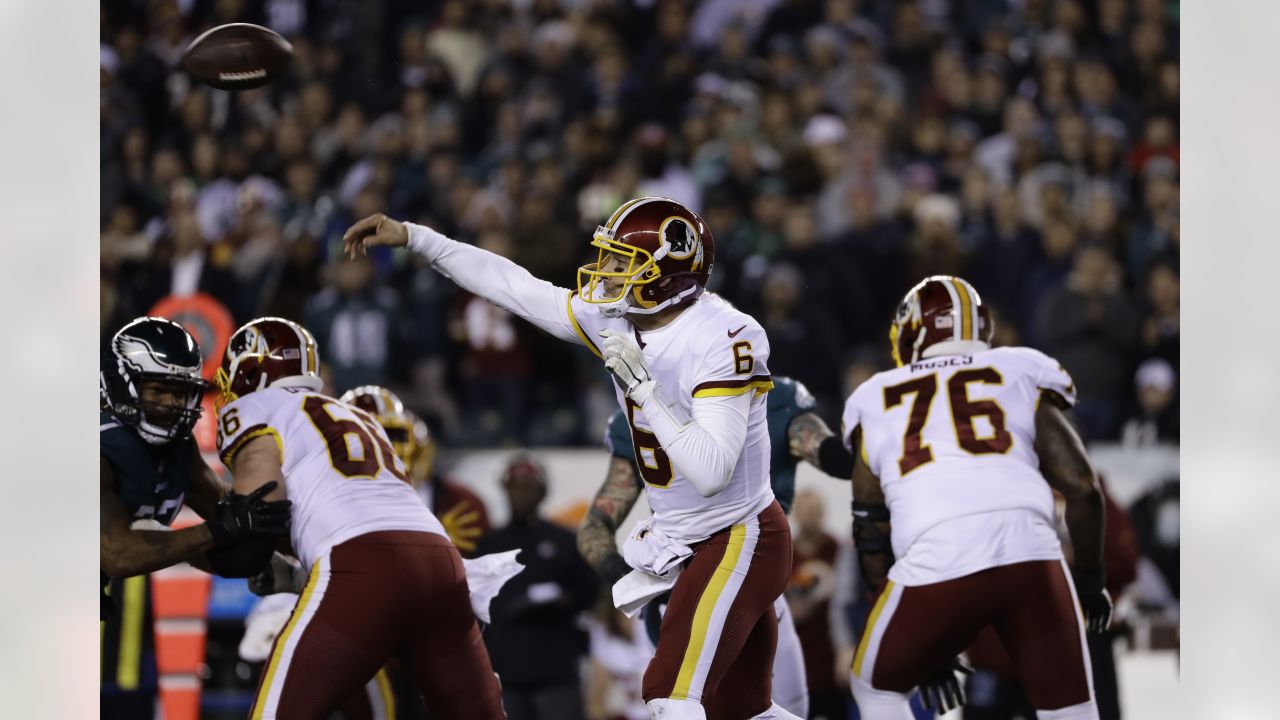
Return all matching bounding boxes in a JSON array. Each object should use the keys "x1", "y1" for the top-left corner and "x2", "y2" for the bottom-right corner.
[
  {"x1": 338, "y1": 385, "x2": 434, "y2": 474},
  {"x1": 889, "y1": 276, "x2": 994, "y2": 366},
  {"x1": 576, "y1": 197, "x2": 715, "y2": 317},
  {"x1": 215, "y1": 316, "x2": 323, "y2": 406}
]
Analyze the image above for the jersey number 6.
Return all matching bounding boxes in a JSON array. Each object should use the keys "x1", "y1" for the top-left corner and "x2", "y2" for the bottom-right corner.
[
  {"x1": 302, "y1": 396, "x2": 409, "y2": 482},
  {"x1": 882, "y1": 368, "x2": 1013, "y2": 476},
  {"x1": 625, "y1": 398, "x2": 674, "y2": 488}
]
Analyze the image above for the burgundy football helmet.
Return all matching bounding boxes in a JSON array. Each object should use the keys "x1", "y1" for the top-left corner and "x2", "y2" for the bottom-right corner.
[
  {"x1": 576, "y1": 197, "x2": 715, "y2": 317},
  {"x1": 338, "y1": 385, "x2": 434, "y2": 473},
  {"x1": 215, "y1": 316, "x2": 322, "y2": 406},
  {"x1": 889, "y1": 276, "x2": 994, "y2": 366}
]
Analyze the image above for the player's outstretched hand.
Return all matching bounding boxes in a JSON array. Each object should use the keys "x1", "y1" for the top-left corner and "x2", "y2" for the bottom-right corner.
[
  {"x1": 1072, "y1": 569, "x2": 1114, "y2": 634},
  {"x1": 342, "y1": 213, "x2": 408, "y2": 259},
  {"x1": 209, "y1": 481, "x2": 292, "y2": 544},
  {"x1": 918, "y1": 656, "x2": 972, "y2": 713}
]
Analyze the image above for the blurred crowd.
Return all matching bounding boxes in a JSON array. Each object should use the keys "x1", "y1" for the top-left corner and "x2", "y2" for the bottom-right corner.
[{"x1": 100, "y1": 0, "x2": 1179, "y2": 449}]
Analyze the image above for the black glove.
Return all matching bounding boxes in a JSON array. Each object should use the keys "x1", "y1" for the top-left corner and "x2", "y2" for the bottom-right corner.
[
  {"x1": 919, "y1": 657, "x2": 973, "y2": 713},
  {"x1": 1072, "y1": 567, "x2": 1113, "y2": 634},
  {"x1": 208, "y1": 481, "x2": 291, "y2": 545}
]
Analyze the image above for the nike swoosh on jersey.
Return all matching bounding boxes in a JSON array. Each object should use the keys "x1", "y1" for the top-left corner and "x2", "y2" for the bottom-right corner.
[{"x1": 727, "y1": 325, "x2": 747, "y2": 338}]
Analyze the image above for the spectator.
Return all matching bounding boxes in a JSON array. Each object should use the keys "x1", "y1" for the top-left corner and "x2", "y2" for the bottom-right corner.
[
  {"x1": 1129, "y1": 478, "x2": 1180, "y2": 608},
  {"x1": 100, "y1": 0, "x2": 1178, "y2": 450},
  {"x1": 1140, "y1": 259, "x2": 1180, "y2": 367},
  {"x1": 1036, "y1": 244, "x2": 1139, "y2": 440},
  {"x1": 757, "y1": 263, "x2": 845, "y2": 411},
  {"x1": 785, "y1": 490, "x2": 846, "y2": 720},
  {"x1": 303, "y1": 254, "x2": 403, "y2": 394},
  {"x1": 585, "y1": 592, "x2": 651, "y2": 720},
  {"x1": 476, "y1": 456, "x2": 600, "y2": 720},
  {"x1": 1120, "y1": 359, "x2": 1179, "y2": 446}
]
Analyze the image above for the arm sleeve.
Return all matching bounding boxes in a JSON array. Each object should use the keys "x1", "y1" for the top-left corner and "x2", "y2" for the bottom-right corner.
[
  {"x1": 640, "y1": 388, "x2": 754, "y2": 498},
  {"x1": 405, "y1": 222, "x2": 579, "y2": 344}
]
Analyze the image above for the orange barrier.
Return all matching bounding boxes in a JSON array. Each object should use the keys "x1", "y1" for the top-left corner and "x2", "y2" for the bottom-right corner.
[{"x1": 150, "y1": 509, "x2": 212, "y2": 720}]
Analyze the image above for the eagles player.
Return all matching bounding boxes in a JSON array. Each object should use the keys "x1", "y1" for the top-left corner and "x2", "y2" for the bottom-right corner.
[
  {"x1": 577, "y1": 376, "x2": 855, "y2": 718},
  {"x1": 345, "y1": 198, "x2": 801, "y2": 720},
  {"x1": 842, "y1": 277, "x2": 1110, "y2": 720},
  {"x1": 100, "y1": 317, "x2": 292, "y2": 719}
]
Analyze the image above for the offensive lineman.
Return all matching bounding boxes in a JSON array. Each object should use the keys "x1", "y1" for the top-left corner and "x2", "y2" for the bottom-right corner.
[
  {"x1": 344, "y1": 198, "x2": 800, "y2": 720},
  {"x1": 577, "y1": 375, "x2": 855, "y2": 718},
  {"x1": 214, "y1": 316, "x2": 506, "y2": 719},
  {"x1": 842, "y1": 276, "x2": 1111, "y2": 719},
  {"x1": 340, "y1": 385, "x2": 491, "y2": 555}
]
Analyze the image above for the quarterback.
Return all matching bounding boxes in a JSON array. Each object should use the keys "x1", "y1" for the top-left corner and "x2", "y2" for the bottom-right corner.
[
  {"x1": 577, "y1": 375, "x2": 854, "y2": 718},
  {"x1": 842, "y1": 276, "x2": 1110, "y2": 720},
  {"x1": 345, "y1": 198, "x2": 799, "y2": 720}
]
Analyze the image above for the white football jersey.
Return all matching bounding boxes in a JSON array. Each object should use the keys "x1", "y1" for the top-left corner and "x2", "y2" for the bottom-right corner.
[
  {"x1": 217, "y1": 386, "x2": 446, "y2": 569},
  {"x1": 570, "y1": 292, "x2": 776, "y2": 545},
  {"x1": 841, "y1": 346, "x2": 1076, "y2": 586}
]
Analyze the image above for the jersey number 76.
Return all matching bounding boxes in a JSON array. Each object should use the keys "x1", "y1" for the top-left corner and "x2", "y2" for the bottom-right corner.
[{"x1": 882, "y1": 368, "x2": 1013, "y2": 476}]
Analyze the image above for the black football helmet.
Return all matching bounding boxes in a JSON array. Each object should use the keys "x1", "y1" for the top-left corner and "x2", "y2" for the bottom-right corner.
[{"x1": 101, "y1": 317, "x2": 210, "y2": 444}]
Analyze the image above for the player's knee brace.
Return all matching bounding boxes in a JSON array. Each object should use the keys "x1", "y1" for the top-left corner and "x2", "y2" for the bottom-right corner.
[
  {"x1": 1036, "y1": 699, "x2": 1101, "y2": 720},
  {"x1": 849, "y1": 673, "x2": 915, "y2": 720},
  {"x1": 646, "y1": 698, "x2": 706, "y2": 720}
]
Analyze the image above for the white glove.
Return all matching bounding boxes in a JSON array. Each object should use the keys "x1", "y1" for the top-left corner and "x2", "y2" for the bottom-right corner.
[
  {"x1": 248, "y1": 553, "x2": 308, "y2": 596},
  {"x1": 600, "y1": 329, "x2": 655, "y2": 403}
]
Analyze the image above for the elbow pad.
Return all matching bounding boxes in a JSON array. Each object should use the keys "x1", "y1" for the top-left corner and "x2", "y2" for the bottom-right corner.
[
  {"x1": 818, "y1": 435, "x2": 856, "y2": 479},
  {"x1": 206, "y1": 535, "x2": 277, "y2": 578}
]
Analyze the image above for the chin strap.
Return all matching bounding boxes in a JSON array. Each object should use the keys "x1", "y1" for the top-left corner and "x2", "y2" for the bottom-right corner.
[{"x1": 621, "y1": 284, "x2": 702, "y2": 317}]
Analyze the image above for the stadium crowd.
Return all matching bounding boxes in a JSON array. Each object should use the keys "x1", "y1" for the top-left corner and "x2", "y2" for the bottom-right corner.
[
  {"x1": 101, "y1": 1, "x2": 1180, "y2": 718},
  {"x1": 100, "y1": 0, "x2": 1179, "y2": 449}
]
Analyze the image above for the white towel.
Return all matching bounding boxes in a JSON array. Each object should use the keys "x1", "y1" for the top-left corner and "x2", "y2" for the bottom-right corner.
[
  {"x1": 621, "y1": 517, "x2": 693, "y2": 578},
  {"x1": 613, "y1": 567, "x2": 680, "y2": 619},
  {"x1": 462, "y1": 549, "x2": 525, "y2": 624},
  {"x1": 612, "y1": 518, "x2": 694, "y2": 618}
]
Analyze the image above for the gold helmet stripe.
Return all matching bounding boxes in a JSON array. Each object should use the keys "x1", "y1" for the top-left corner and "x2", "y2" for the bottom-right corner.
[
  {"x1": 605, "y1": 197, "x2": 649, "y2": 230},
  {"x1": 949, "y1": 277, "x2": 974, "y2": 341},
  {"x1": 606, "y1": 196, "x2": 667, "y2": 233}
]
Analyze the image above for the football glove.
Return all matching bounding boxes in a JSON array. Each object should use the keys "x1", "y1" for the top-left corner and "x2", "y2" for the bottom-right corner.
[
  {"x1": 600, "y1": 330, "x2": 654, "y2": 403},
  {"x1": 1072, "y1": 567, "x2": 1113, "y2": 634},
  {"x1": 919, "y1": 656, "x2": 973, "y2": 713},
  {"x1": 208, "y1": 482, "x2": 292, "y2": 545}
]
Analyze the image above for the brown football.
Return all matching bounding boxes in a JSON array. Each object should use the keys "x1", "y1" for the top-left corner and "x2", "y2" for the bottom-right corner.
[{"x1": 180, "y1": 23, "x2": 292, "y2": 91}]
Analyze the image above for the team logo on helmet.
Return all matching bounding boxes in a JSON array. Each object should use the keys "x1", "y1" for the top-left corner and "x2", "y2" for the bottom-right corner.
[{"x1": 659, "y1": 216, "x2": 705, "y2": 269}]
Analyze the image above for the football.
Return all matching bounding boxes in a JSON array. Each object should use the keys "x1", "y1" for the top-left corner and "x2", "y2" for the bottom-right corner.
[{"x1": 180, "y1": 23, "x2": 292, "y2": 91}]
